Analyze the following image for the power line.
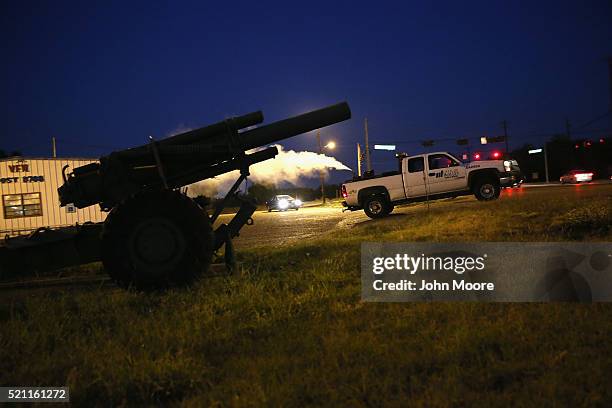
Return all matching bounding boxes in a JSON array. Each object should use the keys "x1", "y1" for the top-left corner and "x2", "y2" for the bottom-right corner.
[
  {"x1": 373, "y1": 126, "x2": 612, "y2": 146},
  {"x1": 574, "y1": 110, "x2": 612, "y2": 131}
]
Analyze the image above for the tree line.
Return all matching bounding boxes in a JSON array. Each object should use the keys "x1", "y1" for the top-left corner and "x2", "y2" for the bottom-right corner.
[{"x1": 510, "y1": 134, "x2": 611, "y2": 181}]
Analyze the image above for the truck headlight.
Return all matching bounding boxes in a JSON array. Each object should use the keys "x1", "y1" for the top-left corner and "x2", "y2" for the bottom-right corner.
[
  {"x1": 278, "y1": 199, "x2": 289, "y2": 209},
  {"x1": 503, "y1": 160, "x2": 512, "y2": 172}
]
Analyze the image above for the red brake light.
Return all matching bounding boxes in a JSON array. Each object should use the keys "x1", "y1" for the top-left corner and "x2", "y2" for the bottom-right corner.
[
  {"x1": 474, "y1": 153, "x2": 481, "y2": 160},
  {"x1": 341, "y1": 185, "x2": 348, "y2": 198},
  {"x1": 492, "y1": 151, "x2": 501, "y2": 159}
]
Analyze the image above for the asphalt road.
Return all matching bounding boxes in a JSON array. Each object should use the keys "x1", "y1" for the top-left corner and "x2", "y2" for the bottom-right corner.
[
  {"x1": 215, "y1": 207, "x2": 354, "y2": 249},
  {"x1": 216, "y1": 182, "x2": 612, "y2": 249}
]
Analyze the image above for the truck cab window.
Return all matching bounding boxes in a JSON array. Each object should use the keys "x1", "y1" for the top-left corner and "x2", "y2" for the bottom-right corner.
[
  {"x1": 408, "y1": 157, "x2": 424, "y2": 173},
  {"x1": 428, "y1": 154, "x2": 459, "y2": 170}
]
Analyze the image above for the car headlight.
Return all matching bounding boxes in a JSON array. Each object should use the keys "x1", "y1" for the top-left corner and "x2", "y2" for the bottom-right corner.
[
  {"x1": 503, "y1": 160, "x2": 512, "y2": 172},
  {"x1": 294, "y1": 199, "x2": 302, "y2": 206},
  {"x1": 278, "y1": 199, "x2": 289, "y2": 209}
]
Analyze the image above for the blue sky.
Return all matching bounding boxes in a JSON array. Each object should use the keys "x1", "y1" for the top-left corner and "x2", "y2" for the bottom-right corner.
[{"x1": 1, "y1": 0, "x2": 611, "y2": 178}]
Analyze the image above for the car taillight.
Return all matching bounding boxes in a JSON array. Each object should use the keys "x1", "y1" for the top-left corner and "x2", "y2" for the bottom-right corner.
[{"x1": 341, "y1": 185, "x2": 348, "y2": 198}]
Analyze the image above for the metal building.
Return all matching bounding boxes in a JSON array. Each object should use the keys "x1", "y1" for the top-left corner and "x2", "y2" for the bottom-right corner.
[{"x1": 0, "y1": 157, "x2": 107, "y2": 237}]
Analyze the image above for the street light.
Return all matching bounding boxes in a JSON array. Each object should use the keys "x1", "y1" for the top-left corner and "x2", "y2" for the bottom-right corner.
[
  {"x1": 317, "y1": 130, "x2": 336, "y2": 204},
  {"x1": 325, "y1": 141, "x2": 336, "y2": 150}
]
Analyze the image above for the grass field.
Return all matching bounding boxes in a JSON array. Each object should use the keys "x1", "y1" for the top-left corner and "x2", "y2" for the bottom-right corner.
[{"x1": 1, "y1": 187, "x2": 611, "y2": 406}]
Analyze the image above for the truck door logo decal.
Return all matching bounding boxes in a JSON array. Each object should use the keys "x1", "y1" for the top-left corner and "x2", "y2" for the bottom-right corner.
[
  {"x1": 443, "y1": 169, "x2": 460, "y2": 178},
  {"x1": 432, "y1": 169, "x2": 460, "y2": 178}
]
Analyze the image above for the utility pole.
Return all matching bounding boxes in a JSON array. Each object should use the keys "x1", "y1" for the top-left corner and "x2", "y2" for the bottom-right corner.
[
  {"x1": 608, "y1": 57, "x2": 612, "y2": 129},
  {"x1": 543, "y1": 142, "x2": 550, "y2": 183},
  {"x1": 364, "y1": 118, "x2": 371, "y2": 172},
  {"x1": 52, "y1": 136, "x2": 57, "y2": 158},
  {"x1": 317, "y1": 129, "x2": 326, "y2": 204},
  {"x1": 501, "y1": 120, "x2": 509, "y2": 154},
  {"x1": 356, "y1": 143, "x2": 362, "y2": 177},
  {"x1": 608, "y1": 57, "x2": 612, "y2": 115}
]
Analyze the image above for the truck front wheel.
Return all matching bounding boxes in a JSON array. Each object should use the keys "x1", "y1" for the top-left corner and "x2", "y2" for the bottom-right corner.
[
  {"x1": 385, "y1": 204, "x2": 394, "y2": 216},
  {"x1": 473, "y1": 178, "x2": 501, "y2": 201},
  {"x1": 364, "y1": 195, "x2": 391, "y2": 218}
]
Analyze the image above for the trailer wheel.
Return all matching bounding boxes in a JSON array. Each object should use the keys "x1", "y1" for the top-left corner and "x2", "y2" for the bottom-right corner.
[
  {"x1": 473, "y1": 177, "x2": 500, "y2": 201},
  {"x1": 101, "y1": 190, "x2": 214, "y2": 290},
  {"x1": 363, "y1": 195, "x2": 390, "y2": 219}
]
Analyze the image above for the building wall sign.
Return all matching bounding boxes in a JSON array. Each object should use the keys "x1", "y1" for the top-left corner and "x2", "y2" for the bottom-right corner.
[
  {"x1": 8, "y1": 163, "x2": 30, "y2": 172},
  {"x1": 1, "y1": 176, "x2": 45, "y2": 184},
  {"x1": 1, "y1": 161, "x2": 44, "y2": 184}
]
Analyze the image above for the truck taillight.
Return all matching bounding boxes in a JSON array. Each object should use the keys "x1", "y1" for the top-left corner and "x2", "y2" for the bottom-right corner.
[{"x1": 341, "y1": 185, "x2": 348, "y2": 198}]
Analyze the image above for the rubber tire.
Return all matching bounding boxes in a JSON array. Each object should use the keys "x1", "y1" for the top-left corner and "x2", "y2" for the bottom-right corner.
[
  {"x1": 473, "y1": 178, "x2": 501, "y2": 201},
  {"x1": 384, "y1": 204, "x2": 394, "y2": 216},
  {"x1": 101, "y1": 190, "x2": 214, "y2": 290},
  {"x1": 363, "y1": 195, "x2": 390, "y2": 219}
]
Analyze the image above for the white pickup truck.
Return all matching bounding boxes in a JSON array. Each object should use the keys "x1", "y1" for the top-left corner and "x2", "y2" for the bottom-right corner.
[{"x1": 341, "y1": 151, "x2": 522, "y2": 218}]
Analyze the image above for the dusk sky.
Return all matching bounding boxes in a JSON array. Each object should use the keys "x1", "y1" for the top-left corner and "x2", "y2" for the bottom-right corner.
[{"x1": 2, "y1": 0, "x2": 611, "y2": 177}]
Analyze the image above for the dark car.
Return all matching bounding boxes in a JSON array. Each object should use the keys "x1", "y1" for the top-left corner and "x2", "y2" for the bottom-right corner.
[
  {"x1": 266, "y1": 195, "x2": 302, "y2": 211},
  {"x1": 560, "y1": 170, "x2": 593, "y2": 184}
]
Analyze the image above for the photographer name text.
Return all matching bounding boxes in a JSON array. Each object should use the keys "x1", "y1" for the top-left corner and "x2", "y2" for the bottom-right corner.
[{"x1": 373, "y1": 279, "x2": 495, "y2": 291}]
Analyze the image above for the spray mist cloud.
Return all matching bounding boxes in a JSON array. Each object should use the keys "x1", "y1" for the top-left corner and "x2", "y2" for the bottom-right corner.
[{"x1": 187, "y1": 144, "x2": 351, "y2": 197}]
